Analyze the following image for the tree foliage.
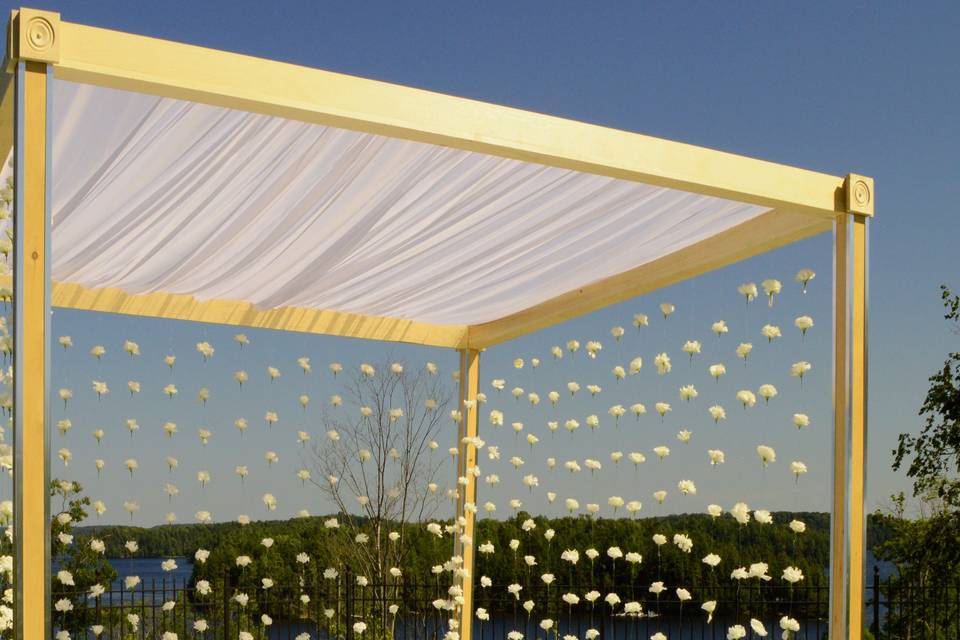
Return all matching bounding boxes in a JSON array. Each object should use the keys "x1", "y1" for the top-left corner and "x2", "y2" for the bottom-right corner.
[
  {"x1": 893, "y1": 285, "x2": 960, "y2": 507},
  {"x1": 875, "y1": 286, "x2": 960, "y2": 637}
]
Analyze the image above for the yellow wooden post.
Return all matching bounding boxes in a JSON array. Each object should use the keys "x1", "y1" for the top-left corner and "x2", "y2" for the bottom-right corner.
[
  {"x1": 830, "y1": 175, "x2": 872, "y2": 639},
  {"x1": 9, "y1": 8, "x2": 58, "y2": 640},
  {"x1": 456, "y1": 349, "x2": 480, "y2": 640}
]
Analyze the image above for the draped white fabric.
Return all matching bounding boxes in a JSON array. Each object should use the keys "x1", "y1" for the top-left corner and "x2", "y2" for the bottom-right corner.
[{"x1": 48, "y1": 80, "x2": 769, "y2": 326}]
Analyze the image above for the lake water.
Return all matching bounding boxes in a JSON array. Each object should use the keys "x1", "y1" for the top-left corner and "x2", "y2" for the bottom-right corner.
[{"x1": 105, "y1": 556, "x2": 195, "y2": 590}]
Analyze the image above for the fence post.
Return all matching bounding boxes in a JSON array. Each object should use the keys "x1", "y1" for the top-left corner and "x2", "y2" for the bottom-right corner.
[
  {"x1": 223, "y1": 568, "x2": 231, "y2": 640},
  {"x1": 871, "y1": 566, "x2": 880, "y2": 637},
  {"x1": 345, "y1": 567, "x2": 354, "y2": 640}
]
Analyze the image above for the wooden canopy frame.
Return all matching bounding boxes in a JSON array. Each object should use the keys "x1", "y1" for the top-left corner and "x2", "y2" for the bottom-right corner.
[{"x1": 4, "y1": 7, "x2": 872, "y2": 640}]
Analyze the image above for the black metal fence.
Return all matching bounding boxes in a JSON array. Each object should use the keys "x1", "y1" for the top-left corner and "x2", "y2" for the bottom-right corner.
[
  {"x1": 51, "y1": 566, "x2": 960, "y2": 639},
  {"x1": 868, "y1": 565, "x2": 960, "y2": 640}
]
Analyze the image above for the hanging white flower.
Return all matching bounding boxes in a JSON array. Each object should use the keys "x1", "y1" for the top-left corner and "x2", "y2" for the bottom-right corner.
[
  {"x1": 782, "y1": 566, "x2": 804, "y2": 583},
  {"x1": 682, "y1": 340, "x2": 701, "y2": 361},
  {"x1": 708, "y1": 405, "x2": 726, "y2": 423},
  {"x1": 762, "y1": 279, "x2": 782, "y2": 306},
  {"x1": 679, "y1": 385, "x2": 698, "y2": 402},
  {"x1": 758, "y1": 384, "x2": 778, "y2": 404},
  {"x1": 757, "y1": 445, "x2": 776, "y2": 466},
  {"x1": 655, "y1": 402, "x2": 671, "y2": 420},
  {"x1": 712, "y1": 320, "x2": 728, "y2": 336},
  {"x1": 727, "y1": 624, "x2": 747, "y2": 640},
  {"x1": 791, "y1": 361, "x2": 812, "y2": 383},
  {"x1": 793, "y1": 413, "x2": 810, "y2": 429},
  {"x1": 750, "y1": 619, "x2": 768, "y2": 637},
  {"x1": 737, "y1": 283, "x2": 758, "y2": 304},
  {"x1": 92, "y1": 380, "x2": 109, "y2": 400},
  {"x1": 297, "y1": 357, "x2": 311, "y2": 374},
  {"x1": 609, "y1": 405, "x2": 626, "y2": 424},
  {"x1": 790, "y1": 460, "x2": 808, "y2": 481},
  {"x1": 730, "y1": 502, "x2": 751, "y2": 525},
  {"x1": 654, "y1": 353, "x2": 671, "y2": 375},
  {"x1": 708, "y1": 363, "x2": 726, "y2": 382},
  {"x1": 795, "y1": 268, "x2": 816, "y2": 293},
  {"x1": 586, "y1": 341, "x2": 603, "y2": 358},
  {"x1": 761, "y1": 324, "x2": 781, "y2": 342},
  {"x1": 195, "y1": 341, "x2": 214, "y2": 361},
  {"x1": 703, "y1": 553, "x2": 721, "y2": 568},
  {"x1": 795, "y1": 315, "x2": 814, "y2": 337}
]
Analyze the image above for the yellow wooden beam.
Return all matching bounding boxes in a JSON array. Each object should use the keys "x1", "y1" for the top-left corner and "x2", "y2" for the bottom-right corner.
[
  {"x1": 42, "y1": 17, "x2": 847, "y2": 219},
  {"x1": 468, "y1": 208, "x2": 832, "y2": 348},
  {"x1": 12, "y1": 58, "x2": 51, "y2": 640},
  {"x1": 46, "y1": 281, "x2": 468, "y2": 349},
  {"x1": 848, "y1": 214, "x2": 868, "y2": 639},
  {"x1": 830, "y1": 213, "x2": 849, "y2": 638},
  {"x1": 830, "y1": 209, "x2": 869, "y2": 640},
  {"x1": 456, "y1": 349, "x2": 480, "y2": 640}
]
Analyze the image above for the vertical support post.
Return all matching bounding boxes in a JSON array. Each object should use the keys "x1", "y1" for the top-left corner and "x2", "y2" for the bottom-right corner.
[
  {"x1": 12, "y1": 58, "x2": 52, "y2": 640},
  {"x1": 830, "y1": 173, "x2": 872, "y2": 640},
  {"x1": 456, "y1": 348, "x2": 480, "y2": 640}
]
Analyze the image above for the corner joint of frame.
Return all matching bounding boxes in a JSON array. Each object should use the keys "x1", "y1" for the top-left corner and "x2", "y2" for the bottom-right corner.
[
  {"x1": 8, "y1": 7, "x2": 60, "y2": 65},
  {"x1": 844, "y1": 174, "x2": 874, "y2": 218}
]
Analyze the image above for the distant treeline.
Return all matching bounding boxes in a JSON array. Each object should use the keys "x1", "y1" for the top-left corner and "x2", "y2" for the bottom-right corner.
[{"x1": 74, "y1": 512, "x2": 891, "y2": 591}]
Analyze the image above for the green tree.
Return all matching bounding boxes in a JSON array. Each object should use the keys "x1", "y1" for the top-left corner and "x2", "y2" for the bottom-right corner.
[
  {"x1": 875, "y1": 285, "x2": 960, "y2": 637},
  {"x1": 893, "y1": 285, "x2": 960, "y2": 508}
]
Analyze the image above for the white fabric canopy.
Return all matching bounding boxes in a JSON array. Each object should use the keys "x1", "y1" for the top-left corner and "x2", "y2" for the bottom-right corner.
[{"x1": 48, "y1": 80, "x2": 769, "y2": 326}]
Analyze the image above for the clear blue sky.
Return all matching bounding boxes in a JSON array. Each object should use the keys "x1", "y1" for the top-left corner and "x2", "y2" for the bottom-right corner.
[{"x1": 3, "y1": 1, "x2": 958, "y2": 525}]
